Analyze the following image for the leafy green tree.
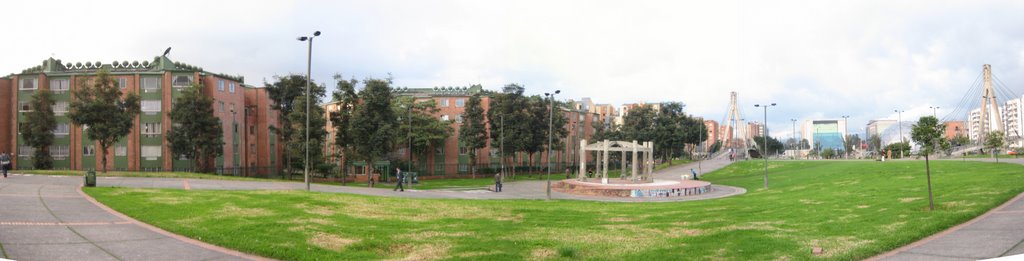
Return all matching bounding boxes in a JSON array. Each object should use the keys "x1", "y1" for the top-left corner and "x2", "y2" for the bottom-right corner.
[
  {"x1": 67, "y1": 69, "x2": 140, "y2": 173},
  {"x1": 350, "y1": 78, "x2": 396, "y2": 186},
  {"x1": 681, "y1": 115, "x2": 708, "y2": 160},
  {"x1": 868, "y1": 134, "x2": 882, "y2": 152},
  {"x1": 329, "y1": 75, "x2": 358, "y2": 184},
  {"x1": 620, "y1": 105, "x2": 657, "y2": 143},
  {"x1": 167, "y1": 84, "x2": 224, "y2": 172},
  {"x1": 985, "y1": 131, "x2": 1005, "y2": 162},
  {"x1": 949, "y1": 134, "x2": 970, "y2": 147},
  {"x1": 753, "y1": 136, "x2": 785, "y2": 157},
  {"x1": 884, "y1": 142, "x2": 911, "y2": 159},
  {"x1": 286, "y1": 82, "x2": 329, "y2": 176},
  {"x1": 911, "y1": 116, "x2": 944, "y2": 211},
  {"x1": 23, "y1": 89, "x2": 56, "y2": 169},
  {"x1": 844, "y1": 134, "x2": 862, "y2": 158},
  {"x1": 800, "y1": 139, "x2": 811, "y2": 150},
  {"x1": 820, "y1": 147, "x2": 836, "y2": 159},
  {"x1": 393, "y1": 96, "x2": 451, "y2": 172},
  {"x1": 266, "y1": 75, "x2": 309, "y2": 178},
  {"x1": 458, "y1": 94, "x2": 487, "y2": 178},
  {"x1": 486, "y1": 85, "x2": 530, "y2": 178},
  {"x1": 654, "y1": 103, "x2": 685, "y2": 163}
]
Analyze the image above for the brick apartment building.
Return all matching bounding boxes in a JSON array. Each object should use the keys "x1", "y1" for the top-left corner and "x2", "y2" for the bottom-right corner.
[{"x1": 0, "y1": 56, "x2": 282, "y2": 175}]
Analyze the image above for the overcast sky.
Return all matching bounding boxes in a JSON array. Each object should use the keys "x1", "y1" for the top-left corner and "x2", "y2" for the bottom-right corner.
[{"x1": 4, "y1": 0, "x2": 1024, "y2": 138}]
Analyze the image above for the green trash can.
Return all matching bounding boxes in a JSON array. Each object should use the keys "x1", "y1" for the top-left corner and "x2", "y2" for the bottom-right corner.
[{"x1": 84, "y1": 170, "x2": 96, "y2": 187}]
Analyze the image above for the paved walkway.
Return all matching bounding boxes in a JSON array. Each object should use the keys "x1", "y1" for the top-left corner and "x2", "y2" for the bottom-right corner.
[{"x1": 0, "y1": 176, "x2": 266, "y2": 261}]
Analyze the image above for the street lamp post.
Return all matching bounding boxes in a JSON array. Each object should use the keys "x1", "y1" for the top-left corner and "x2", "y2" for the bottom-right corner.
[
  {"x1": 500, "y1": 114, "x2": 504, "y2": 180},
  {"x1": 297, "y1": 30, "x2": 320, "y2": 191},
  {"x1": 841, "y1": 115, "x2": 850, "y2": 159},
  {"x1": 929, "y1": 106, "x2": 940, "y2": 118},
  {"x1": 791, "y1": 119, "x2": 797, "y2": 158},
  {"x1": 754, "y1": 103, "x2": 776, "y2": 189},
  {"x1": 545, "y1": 90, "x2": 560, "y2": 200},
  {"x1": 231, "y1": 108, "x2": 237, "y2": 176},
  {"x1": 895, "y1": 109, "x2": 905, "y2": 159}
]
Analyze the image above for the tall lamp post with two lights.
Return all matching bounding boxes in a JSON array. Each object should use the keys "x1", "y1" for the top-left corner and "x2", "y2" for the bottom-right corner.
[
  {"x1": 297, "y1": 30, "x2": 320, "y2": 191},
  {"x1": 754, "y1": 103, "x2": 776, "y2": 189},
  {"x1": 545, "y1": 90, "x2": 560, "y2": 200}
]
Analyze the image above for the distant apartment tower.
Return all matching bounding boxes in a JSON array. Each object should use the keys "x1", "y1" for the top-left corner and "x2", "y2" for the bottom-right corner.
[
  {"x1": 0, "y1": 57, "x2": 282, "y2": 174},
  {"x1": 802, "y1": 119, "x2": 847, "y2": 150}
]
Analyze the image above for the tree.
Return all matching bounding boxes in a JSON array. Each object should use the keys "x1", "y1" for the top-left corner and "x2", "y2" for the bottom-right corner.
[
  {"x1": 911, "y1": 116, "x2": 944, "y2": 211},
  {"x1": 458, "y1": 93, "x2": 487, "y2": 178},
  {"x1": 23, "y1": 89, "x2": 56, "y2": 169},
  {"x1": 985, "y1": 131, "x2": 1005, "y2": 163},
  {"x1": 393, "y1": 96, "x2": 451, "y2": 173},
  {"x1": 329, "y1": 75, "x2": 359, "y2": 184},
  {"x1": 67, "y1": 69, "x2": 140, "y2": 173},
  {"x1": 868, "y1": 134, "x2": 882, "y2": 152},
  {"x1": 167, "y1": 84, "x2": 224, "y2": 172},
  {"x1": 800, "y1": 138, "x2": 811, "y2": 150},
  {"x1": 350, "y1": 78, "x2": 396, "y2": 186},
  {"x1": 753, "y1": 136, "x2": 785, "y2": 157},
  {"x1": 523, "y1": 95, "x2": 568, "y2": 171},
  {"x1": 681, "y1": 116, "x2": 708, "y2": 160},
  {"x1": 884, "y1": 142, "x2": 911, "y2": 159},
  {"x1": 845, "y1": 134, "x2": 862, "y2": 158},
  {"x1": 820, "y1": 148, "x2": 836, "y2": 159},
  {"x1": 653, "y1": 102, "x2": 685, "y2": 164},
  {"x1": 267, "y1": 75, "x2": 309, "y2": 179},
  {"x1": 486, "y1": 85, "x2": 531, "y2": 178},
  {"x1": 950, "y1": 134, "x2": 970, "y2": 147},
  {"x1": 286, "y1": 81, "x2": 330, "y2": 177}
]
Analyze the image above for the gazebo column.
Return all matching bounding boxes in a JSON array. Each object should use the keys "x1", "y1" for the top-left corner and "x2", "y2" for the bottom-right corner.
[
  {"x1": 646, "y1": 142, "x2": 654, "y2": 179},
  {"x1": 631, "y1": 140, "x2": 639, "y2": 181},
  {"x1": 602, "y1": 140, "x2": 610, "y2": 184},
  {"x1": 578, "y1": 139, "x2": 586, "y2": 180}
]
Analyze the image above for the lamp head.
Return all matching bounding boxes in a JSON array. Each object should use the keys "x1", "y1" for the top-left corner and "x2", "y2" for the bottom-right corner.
[
  {"x1": 297, "y1": 36, "x2": 308, "y2": 41},
  {"x1": 755, "y1": 104, "x2": 760, "y2": 107},
  {"x1": 313, "y1": 31, "x2": 321, "y2": 36},
  {"x1": 544, "y1": 93, "x2": 550, "y2": 96},
  {"x1": 771, "y1": 103, "x2": 776, "y2": 106},
  {"x1": 555, "y1": 90, "x2": 561, "y2": 94}
]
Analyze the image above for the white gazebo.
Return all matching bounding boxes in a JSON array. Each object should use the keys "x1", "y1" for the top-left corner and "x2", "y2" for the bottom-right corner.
[{"x1": 578, "y1": 139, "x2": 654, "y2": 184}]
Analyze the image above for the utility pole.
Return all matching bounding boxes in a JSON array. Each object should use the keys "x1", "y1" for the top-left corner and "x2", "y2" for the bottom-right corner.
[
  {"x1": 842, "y1": 115, "x2": 850, "y2": 159},
  {"x1": 755, "y1": 103, "x2": 776, "y2": 189},
  {"x1": 791, "y1": 119, "x2": 797, "y2": 158}
]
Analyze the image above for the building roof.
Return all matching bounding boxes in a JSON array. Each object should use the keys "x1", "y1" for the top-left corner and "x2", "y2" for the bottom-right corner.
[{"x1": 8, "y1": 56, "x2": 245, "y2": 82}]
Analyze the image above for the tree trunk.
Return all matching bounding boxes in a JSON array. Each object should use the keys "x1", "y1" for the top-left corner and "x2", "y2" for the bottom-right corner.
[
  {"x1": 925, "y1": 154, "x2": 934, "y2": 211},
  {"x1": 469, "y1": 148, "x2": 476, "y2": 179},
  {"x1": 100, "y1": 143, "x2": 108, "y2": 174},
  {"x1": 367, "y1": 157, "x2": 374, "y2": 188}
]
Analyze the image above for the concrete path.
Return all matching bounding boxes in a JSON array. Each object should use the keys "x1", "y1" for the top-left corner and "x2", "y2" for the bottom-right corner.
[
  {"x1": 868, "y1": 158, "x2": 1024, "y2": 260},
  {"x1": 0, "y1": 175, "x2": 267, "y2": 261}
]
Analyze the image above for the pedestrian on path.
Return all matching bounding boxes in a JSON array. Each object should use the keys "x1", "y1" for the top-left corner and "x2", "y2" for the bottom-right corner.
[
  {"x1": 690, "y1": 168, "x2": 699, "y2": 180},
  {"x1": 393, "y1": 167, "x2": 404, "y2": 192},
  {"x1": 0, "y1": 151, "x2": 10, "y2": 178},
  {"x1": 494, "y1": 173, "x2": 503, "y2": 192}
]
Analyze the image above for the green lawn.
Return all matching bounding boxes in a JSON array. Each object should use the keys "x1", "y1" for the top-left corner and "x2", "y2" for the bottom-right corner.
[
  {"x1": 18, "y1": 169, "x2": 274, "y2": 182},
  {"x1": 85, "y1": 160, "x2": 1024, "y2": 260}
]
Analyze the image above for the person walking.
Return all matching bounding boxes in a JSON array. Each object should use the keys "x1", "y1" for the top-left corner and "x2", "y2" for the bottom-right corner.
[
  {"x1": 494, "y1": 172, "x2": 503, "y2": 192},
  {"x1": 393, "y1": 167, "x2": 404, "y2": 192},
  {"x1": 690, "y1": 168, "x2": 699, "y2": 180},
  {"x1": 1, "y1": 151, "x2": 10, "y2": 178}
]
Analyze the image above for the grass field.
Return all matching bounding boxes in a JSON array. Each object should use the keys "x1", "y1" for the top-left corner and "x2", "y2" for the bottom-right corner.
[
  {"x1": 18, "y1": 169, "x2": 273, "y2": 181},
  {"x1": 85, "y1": 160, "x2": 1024, "y2": 260}
]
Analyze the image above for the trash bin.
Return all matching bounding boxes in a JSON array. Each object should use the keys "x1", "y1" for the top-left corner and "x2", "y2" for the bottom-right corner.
[{"x1": 84, "y1": 170, "x2": 96, "y2": 187}]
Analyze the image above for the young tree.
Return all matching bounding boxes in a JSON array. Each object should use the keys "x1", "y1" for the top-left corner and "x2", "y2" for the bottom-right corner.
[
  {"x1": 985, "y1": 131, "x2": 1005, "y2": 163},
  {"x1": 67, "y1": 69, "x2": 140, "y2": 173},
  {"x1": 167, "y1": 84, "x2": 224, "y2": 172},
  {"x1": 458, "y1": 94, "x2": 487, "y2": 178},
  {"x1": 654, "y1": 103, "x2": 685, "y2": 164},
  {"x1": 266, "y1": 75, "x2": 309, "y2": 178},
  {"x1": 525, "y1": 96, "x2": 568, "y2": 172},
  {"x1": 911, "y1": 116, "x2": 945, "y2": 211},
  {"x1": 286, "y1": 82, "x2": 330, "y2": 177},
  {"x1": 350, "y1": 78, "x2": 396, "y2": 186},
  {"x1": 23, "y1": 89, "x2": 56, "y2": 169},
  {"x1": 329, "y1": 75, "x2": 358, "y2": 184}
]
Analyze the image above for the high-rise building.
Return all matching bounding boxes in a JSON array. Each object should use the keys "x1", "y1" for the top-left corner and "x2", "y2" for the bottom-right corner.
[
  {"x1": 0, "y1": 56, "x2": 282, "y2": 175},
  {"x1": 802, "y1": 119, "x2": 848, "y2": 151}
]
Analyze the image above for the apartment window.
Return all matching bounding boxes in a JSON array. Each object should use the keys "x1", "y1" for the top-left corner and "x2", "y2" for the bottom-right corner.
[
  {"x1": 142, "y1": 122, "x2": 162, "y2": 135},
  {"x1": 50, "y1": 145, "x2": 70, "y2": 158},
  {"x1": 141, "y1": 100, "x2": 161, "y2": 113},
  {"x1": 249, "y1": 126, "x2": 255, "y2": 135},
  {"x1": 172, "y1": 75, "x2": 192, "y2": 87},
  {"x1": 53, "y1": 101, "x2": 68, "y2": 116},
  {"x1": 20, "y1": 78, "x2": 37, "y2": 90},
  {"x1": 440, "y1": 115, "x2": 449, "y2": 121},
  {"x1": 141, "y1": 77, "x2": 160, "y2": 91},
  {"x1": 83, "y1": 145, "x2": 96, "y2": 156},
  {"x1": 456, "y1": 98, "x2": 465, "y2": 107},
  {"x1": 229, "y1": 82, "x2": 236, "y2": 93},
  {"x1": 459, "y1": 146, "x2": 470, "y2": 155},
  {"x1": 115, "y1": 145, "x2": 128, "y2": 156},
  {"x1": 19, "y1": 101, "x2": 31, "y2": 112},
  {"x1": 141, "y1": 146, "x2": 161, "y2": 158},
  {"x1": 250, "y1": 144, "x2": 255, "y2": 153},
  {"x1": 118, "y1": 78, "x2": 128, "y2": 89},
  {"x1": 439, "y1": 98, "x2": 449, "y2": 107},
  {"x1": 19, "y1": 146, "x2": 34, "y2": 157},
  {"x1": 234, "y1": 123, "x2": 238, "y2": 133},
  {"x1": 219, "y1": 101, "x2": 225, "y2": 112},
  {"x1": 50, "y1": 79, "x2": 70, "y2": 92},
  {"x1": 218, "y1": 80, "x2": 225, "y2": 91},
  {"x1": 54, "y1": 123, "x2": 70, "y2": 136},
  {"x1": 459, "y1": 163, "x2": 469, "y2": 172},
  {"x1": 455, "y1": 114, "x2": 463, "y2": 123}
]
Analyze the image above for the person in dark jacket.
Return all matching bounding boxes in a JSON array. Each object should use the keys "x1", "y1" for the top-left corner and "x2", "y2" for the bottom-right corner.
[
  {"x1": 0, "y1": 152, "x2": 10, "y2": 178},
  {"x1": 494, "y1": 173, "x2": 503, "y2": 192},
  {"x1": 393, "y1": 168, "x2": 405, "y2": 192}
]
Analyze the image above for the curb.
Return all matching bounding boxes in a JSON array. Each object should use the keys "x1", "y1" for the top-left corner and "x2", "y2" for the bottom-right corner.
[{"x1": 77, "y1": 185, "x2": 275, "y2": 261}]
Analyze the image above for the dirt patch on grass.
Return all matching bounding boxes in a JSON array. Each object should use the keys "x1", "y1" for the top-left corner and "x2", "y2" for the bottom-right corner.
[
  {"x1": 399, "y1": 230, "x2": 471, "y2": 241},
  {"x1": 108, "y1": 188, "x2": 161, "y2": 196},
  {"x1": 456, "y1": 251, "x2": 500, "y2": 258},
  {"x1": 605, "y1": 217, "x2": 637, "y2": 222},
  {"x1": 799, "y1": 199, "x2": 824, "y2": 205},
  {"x1": 856, "y1": 205, "x2": 870, "y2": 209},
  {"x1": 331, "y1": 198, "x2": 522, "y2": 223},
  {"x1": 530, "y1": 248, "x2": 556, "y2": 260},
  {"x1": 309, "y1": 232, "x2": 357, "y2": 251},
  {"x1": 385, "y1": 243, "x2": 450, "y2": 261},
  {"x1": 807, "y1": 236, "x2": 873, "y2": 258},
  {"x1": 218, "y1": 203, "x2": 273, "y2": 217},
  {"x1": 719, "y1": 221, "x2": 793, "y2": 233},
  {"x1": 280, "y1": 218, "x2": 333, "y2": 225},
  {"x1": 296, "y1": 203, "x2": 338, "y2": 216},
  {"x1": 881, "y1": 221, "x2": 906, "y2": 232},
  {"x1": 941, "y1": 200, "x2": 977, "y2": 208},
  {"x1": 899, "y1": 197, "x2": 922, "y2": 203},
  {"x1": 148, "y1": 196, "x2": 190, "y2": 205}
]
